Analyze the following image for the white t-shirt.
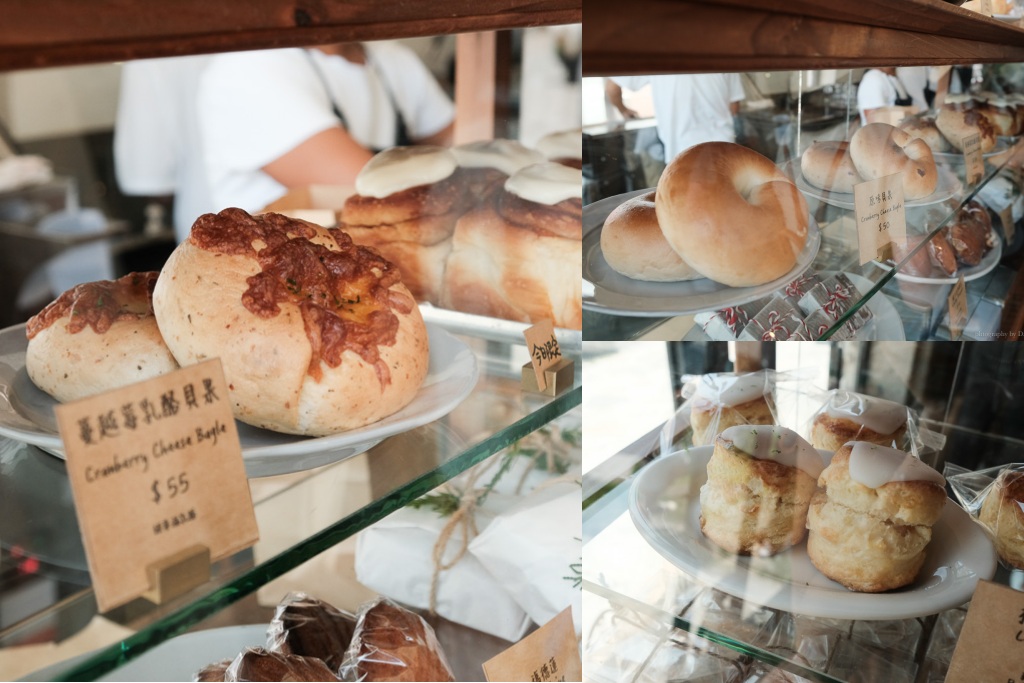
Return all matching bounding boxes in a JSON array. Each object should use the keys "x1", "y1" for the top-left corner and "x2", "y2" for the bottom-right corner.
[
  {"x1": 197, "y1": 43, "x2": 454, "y2": 213},
  {"x1": 896, "y1": 66, "x2": 929, "y2": 112},
  {"x1": 612, "y1": 73, "x2": 745, "y2": 160},
  {"x1": 857, "y1": 70, "x2": 911, "y2": 125},
  {"x1": 114, "y1": 55, "x2": 215, "y2": 241}
]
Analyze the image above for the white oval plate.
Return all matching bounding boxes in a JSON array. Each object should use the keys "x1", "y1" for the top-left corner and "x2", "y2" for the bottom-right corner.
[
  {"x1": 20, "y1": 624, "x2": 265, "y2": 681},
  {"x1": 629, "y1": 447, "x2": 996, "y2": 620},
  {"x1": 582, "y1": 189, "x2": 821, "y2": 317},
  {"x1": 0, "y1": 322, "x2": 478, "y2": 477},
  {"x1": 781, "y1": 158, "x2": 963, "y2": 210},
  {"x1": 870, "y1": 229, "x2": 1003, "y2": 284}
]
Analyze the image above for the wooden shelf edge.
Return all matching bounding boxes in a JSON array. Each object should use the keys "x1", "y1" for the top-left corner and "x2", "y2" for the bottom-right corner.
[
  {"x1": 583, "y1": 0, "x2": 1024, "y2": 76},
  {"x1": 0, "y1": 1, "x2": 581, "y2": 71}
]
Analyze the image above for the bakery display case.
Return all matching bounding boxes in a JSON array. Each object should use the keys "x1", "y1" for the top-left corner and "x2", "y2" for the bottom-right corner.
[
  {"x1": 582, "y1": 341, "x2": 1024, "y2": 682},
  {"x1": 583, "y1": 0, "x2": 1024, "y2": 342},
  {"x1": 0, "y1": 2, "x2": 582, "y2": 681}
]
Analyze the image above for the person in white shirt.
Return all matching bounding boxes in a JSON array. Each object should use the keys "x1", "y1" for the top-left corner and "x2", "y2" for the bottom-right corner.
[
  {"x1": 197, "y1": 42, "x2": 454, "y2": 214},
  {"x1": 114, "y1": 55, "x2": 215, "y2": 242},
  {"x1": 857, "y1": 67, "x2": 914, "y2": 125},
  {"x1": 606, "y1": 73, "x2": 745, "y2": 161}
]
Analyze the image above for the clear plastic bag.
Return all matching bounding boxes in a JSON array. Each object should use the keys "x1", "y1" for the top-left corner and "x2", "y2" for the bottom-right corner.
[
  {"x1": 946, "y1": 462, "x2": 1023, "y2": 569},
  {"x1": 266, "y1": 592, "x2": 357, "y2": 673},
  {"x1": 339, "y1": 597, "x2": 455, "y2": 682},
  {"x1": 665, "y1": 370, "x2": 782, "y2": 452}
]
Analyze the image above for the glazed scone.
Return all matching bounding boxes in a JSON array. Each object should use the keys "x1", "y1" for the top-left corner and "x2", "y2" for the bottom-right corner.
[
  {"x1": 690, "y1": 372, "x2": 774, "y2": 446},
  {"x1": 806, "y1": 442, "x2": 946, "y2": 592},
  {"x1": 979, "y1": 469, "x2": 1024, "y2": 569},
  {"x1": 700, "y1": 425, "x2": 824, "y2": 556},
  {"x1": 810, "y1": 390, "x2": 909, "y2": 451}
]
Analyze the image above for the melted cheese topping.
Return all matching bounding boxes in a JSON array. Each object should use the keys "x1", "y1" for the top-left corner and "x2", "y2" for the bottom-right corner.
[
  {"x1": 504, "y1": 162, "x2": 582, "y2": 205},
  {"x1": 453, "y1": 139, "x2": 545, "y2": 175},
  {"x1": 721, "y1": 425, "x2": 824, "y2": 478},
  {"x1": 354, "y1": 146, "x2": 457, "y2": 199},
  {"x1": 847, "y1": 441, "x2": 945, "y2": 489}
]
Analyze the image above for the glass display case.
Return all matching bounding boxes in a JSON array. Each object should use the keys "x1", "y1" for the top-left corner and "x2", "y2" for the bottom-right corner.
[
  {"x1": 0, "y1": 2, "x2": 582, "y2": 680},
  {"x1": 583, "y1": 0, "x2": 1024, "y2": 342},
  {"x1": 582, "y1": 340, "x2": 1024, "y2": 683}
]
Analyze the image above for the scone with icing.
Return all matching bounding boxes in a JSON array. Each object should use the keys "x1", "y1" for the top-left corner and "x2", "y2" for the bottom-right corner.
[
  {"x1": 700, "y1": 425, "x2": 825, "y2": 556},
  {"x1": 691, "y1": 372, "x2": 774, "y2": 447},
  {"x1": 811, "y1": 390, "x2": 909, "y2": 451},
  {"x1": 806, "y1": 442, "x2": 946, "y2": 592}
]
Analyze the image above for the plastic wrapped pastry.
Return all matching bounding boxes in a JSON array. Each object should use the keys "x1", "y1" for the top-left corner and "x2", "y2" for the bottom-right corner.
[
  {"x1": 267, "y1": 592, "x2": 357, "y2": 672},
  {"x1": 224, "y1": 648, "x2": 340, "y2": 682},
  {"x1": 689, "y1": 372, "x2": 776, "y2": 447},
  {"x1": 810, "y1": 390, "x2": 910, "y2": 451}
]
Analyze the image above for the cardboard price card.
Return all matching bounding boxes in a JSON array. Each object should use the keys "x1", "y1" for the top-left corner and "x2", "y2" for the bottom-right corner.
[
  {"x1": 948, "y1": 275, "x2": 968, "y2": 340},
  {"x1": 483, "y1": 607, "x2": 581, "y2": 682},
  {"x1": 523, "y1": 319, "x2": 562, "y2": 392},
  {"x1": 55, "y1": 359, "x2": 258, "y2": 612},
  {"x1": 963, "y1": 132, "x2": 985, "y2": 186},
  {"x1": 947, "y1": 580, "x2": 1024, "y2": 682},
  {"x1": 854, "y1": 173, "x2": 908, "y2": 265}
]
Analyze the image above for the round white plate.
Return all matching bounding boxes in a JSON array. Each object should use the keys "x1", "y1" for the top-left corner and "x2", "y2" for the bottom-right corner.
[
  {"x1": 782, "y1": 159, "x2": 963, "y2": 210},
  {"x1": 933, "y1": 136, "x2": 1011, "y2": 162},
  {"x1": 871, "y1": 229, "x2": 1003, "y2": 284},
  {"x1": 0, "y1": 322, "x2": 478, "y2": 477},
  {"x1": 20, "y1": 624, "x2": 265, "y2": 681},
  {"x1": 582, "y1": 189, "x2": 821, "y2": 317},
  {"x1": 629, "y1": 447, "x2": 996, "y2": 620}
]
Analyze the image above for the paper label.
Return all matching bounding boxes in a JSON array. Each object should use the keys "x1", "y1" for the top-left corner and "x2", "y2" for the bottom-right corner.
[
  {"x1": 946, "y1": 580, "x2": 1024, "y2": 682},
  {"x1": 483, "y1": 607, "x2": 581, "y2": 682},
  {"x1": 854, "y1": 173, "x2": 907, "y2": 265},
  {"x1": 523, "y1": 320, "x2": 562, "y2": 392},
  {"x1": 55, "y1": 359, "x2": 258, "y2": 612},
  {"x1": 1000, "y1": 204, "x2": 1017, "y2": 245},
  {"x1": 948, "y1": 275, "x2": 968, "y2": 340},
  {"x1": 980, "y1": 0, "x2": 994, "y2": 15},
  {"x1": 963, "y1": 132, "x2": 985, "y2": 186}
]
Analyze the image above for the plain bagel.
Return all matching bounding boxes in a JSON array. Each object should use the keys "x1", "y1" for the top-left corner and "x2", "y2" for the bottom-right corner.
[
  {"x1": 849, "y1": 123, "x2": 938, "y2": 200},
  {"x1": 600, "y1": 190, "x2": 701, "y2": 281},
  {"x1": 153, "y1": 208, "x2": 430, "y2": 437},
  {"x1": 800, "y1": 140, "x2": 862, "y2": 193},
  {"x1": 655, "y1": 142, "x2": 809, "y2": 287}
]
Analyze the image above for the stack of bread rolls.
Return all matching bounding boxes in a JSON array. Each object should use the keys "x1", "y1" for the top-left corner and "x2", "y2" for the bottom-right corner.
[
  {"x1": 339, "y1": 139, "x2": 583, "y2": 330},
  {"x1": 899, "y1": 93, "x2": 1017, "y2": 156}
]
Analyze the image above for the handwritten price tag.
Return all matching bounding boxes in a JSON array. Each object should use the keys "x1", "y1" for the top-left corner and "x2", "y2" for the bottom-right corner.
[
  {"x1": 947, "y1": 580, "x2": 1024, "y2": 682},
  {"x1": 483, "y1": 607, "x2": 581, "y2": 682},
  {"x1": 523, "y1": 320, "x2": 562, "y2": 392},
  {"x1": 854, "y1": 173, "x2": 907, "y2": 265},
  {"x1": 963, "y1": 132, "x2": 984, "y2": 186},
  {"x1": 55, "y1": 359, "x2": 258, "y2": 612},
  {"x1": 948, "y1": 274, "x2": 968, "y2": 340}
]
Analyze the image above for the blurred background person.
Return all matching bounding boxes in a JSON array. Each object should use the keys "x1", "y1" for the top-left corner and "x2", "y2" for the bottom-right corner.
[{"x1": 196, "y1": 41, "x2": 454, "y2": 215}]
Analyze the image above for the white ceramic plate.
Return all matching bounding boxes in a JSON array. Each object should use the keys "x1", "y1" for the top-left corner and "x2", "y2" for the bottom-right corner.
[
  {"x1": 20, "y1": 624, "x2": 265, "y2": 681},
  {"x1": 582, "y1": 189, "x2": 821, "y2": 317},
  {"x1": 0, "y1": 323, "x2": 478, "y2": 477},
  {"x1": 870, "y1": 229, "x2": 1003, "y2": 284},
  {"x1": 933, "y1": 136, "x2": 1011, "y2": 162},
  {"x1": 629, "y1": 447, "x2": 996, "y2": 620},
  {"x1": 782, "y1": 159, "x2": 963, "y2": 210}
]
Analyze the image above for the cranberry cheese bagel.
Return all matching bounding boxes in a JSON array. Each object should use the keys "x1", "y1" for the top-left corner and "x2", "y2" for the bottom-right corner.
[
  {"x1": 153, "y1": 208, "x2": 429, "y2": 436},
  {"x1": 26, "y1": 271, "x2": 179, "y2": 402}
]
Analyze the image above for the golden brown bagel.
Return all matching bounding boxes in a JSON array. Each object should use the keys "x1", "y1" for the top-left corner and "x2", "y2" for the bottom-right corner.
[
  {"x1": 655, "y1": 142, "x2": 809, "y2": 287},
  {"x1": 600, "y1": 191, "x2": 701, "y2": 282},
  {"x1": 848, "y1": 123, "x2": 938, "y2": 200},
  {"x1": 800, "y1": 141, "x2": 862, "y2": 193}
]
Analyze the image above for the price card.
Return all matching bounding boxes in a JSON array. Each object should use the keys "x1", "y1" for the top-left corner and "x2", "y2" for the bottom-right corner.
[
  {"x1": 963, "y1": 132, "x2": 985, "y2": 186},
  {"x1": 523, "y1": 319, "x2": 562, "y2": 392},
  {"x1": 948, "y1": 274, "x2": 968, "y2": 340},
  {"x1": 854, "y1": 173, "x2": 907, "y2": 265},
  {"x1": 946, "y1": 580, "x2": 1024, "y2": 682},
  {"x1": 55, "y1": 359, "x2": 258, "y2": 612},
  {"x1": 483, "y1": 607, "x2": 581, "y2": 682}
]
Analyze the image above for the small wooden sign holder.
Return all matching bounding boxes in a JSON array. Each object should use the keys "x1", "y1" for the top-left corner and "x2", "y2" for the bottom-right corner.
[
  {"x1": 142, "y1": 544, "x2": 211, "y2": 604},
  {"x1": 521, "y1": 359, "x2": 575, "y2": 397}
]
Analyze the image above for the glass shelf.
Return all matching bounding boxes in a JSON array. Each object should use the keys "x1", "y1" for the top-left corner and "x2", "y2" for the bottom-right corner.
[{"x1": 0, "y1": 334, "x2": 581, "y2": 681}]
